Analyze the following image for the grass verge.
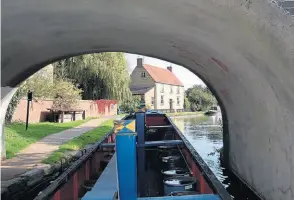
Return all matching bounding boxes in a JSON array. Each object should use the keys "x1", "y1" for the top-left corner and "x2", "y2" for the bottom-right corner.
[
  {"x1": 43, "y1": 119, "x2": 114, "y2": 164},
  {"x1": 5, "y1": 118, "x2": 93, "y2": 159}
]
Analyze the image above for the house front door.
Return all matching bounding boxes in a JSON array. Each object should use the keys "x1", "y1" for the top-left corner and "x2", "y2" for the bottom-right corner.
[{"x1": 169, "y1": 99, "x2": 173, "y2": 111}]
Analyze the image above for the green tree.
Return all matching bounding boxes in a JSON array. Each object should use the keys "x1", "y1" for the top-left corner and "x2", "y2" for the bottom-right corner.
[
  {"x1": 52, "y1": 78, "x2": 83, "y2": 110},
  {"x1": 186, "y1": 85, "x2": 217, "y2": 111},
  {"x1": 19, "y1": 65, "x2": 54, "y2": 99},
  {"x1": 119, "y1": 96, "x2": 141, "y2": 113},
  {"x1": 190, "y1": 102, "x2": 198, "y2": 112},
  {"x1": 5, "y1": 65, "x2": 83, "y2": 124},
  {"x1": 5, "y1": 90, "x2": 24, "y2": 124},
  {"x1": 184, "y1": 96, "x2": 191, "y2": 110},
  {"x1": 5, "y1": 65, "x2": 54, "y2": 124},
  {"x1": 53, "y1": 52, "x2": 132, "y2": 101}
]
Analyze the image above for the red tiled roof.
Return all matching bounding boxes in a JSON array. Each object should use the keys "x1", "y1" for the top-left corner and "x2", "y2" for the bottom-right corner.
[{"x1": 143, "y1": 64, "x2": 184, "y2": 86}]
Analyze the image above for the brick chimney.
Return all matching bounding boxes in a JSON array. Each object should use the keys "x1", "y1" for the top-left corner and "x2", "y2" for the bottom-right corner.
[
  {"x1": 167, "y1": 66, "x2": 172, "y2": 72},
  {"x1": 137, "y1": 58, "x2": 143, "y2": 67}
]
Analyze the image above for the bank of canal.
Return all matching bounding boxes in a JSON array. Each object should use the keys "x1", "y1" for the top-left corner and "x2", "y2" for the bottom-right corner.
[{"x1": 172, "y1": 115, "x2": 260, "y2": 200}]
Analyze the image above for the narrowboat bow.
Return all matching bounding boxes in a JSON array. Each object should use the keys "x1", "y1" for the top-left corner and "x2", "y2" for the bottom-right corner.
[{"x1": 34, "y1": 111, "x2": 232, "y2": 200}]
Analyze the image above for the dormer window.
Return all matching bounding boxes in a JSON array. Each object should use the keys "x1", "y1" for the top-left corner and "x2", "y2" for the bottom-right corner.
[{"x1": 141, "y1": 72, "x2": 146, "y2": 78}]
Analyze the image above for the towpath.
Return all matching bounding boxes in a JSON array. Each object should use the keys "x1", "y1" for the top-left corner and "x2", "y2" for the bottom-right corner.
[{"x1": 1, "y1": 116, "x2": 121, "y2": 181}]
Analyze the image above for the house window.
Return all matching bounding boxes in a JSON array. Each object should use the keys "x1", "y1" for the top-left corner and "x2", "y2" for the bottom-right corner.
[
  {"x1": 170, "y1": 86, "x2": 173, "y2": 93},
  {"x1": 177, "y1": 86, "x2": 180, "y2": 94},
  {"x1": 161, "y1": 96, "x2": 164, "y2": 105},
  {"x1": 151, "y1": 97, "x2": 154, "y2": 105},
  {"x1": 177, "y1": 97, "x2": 180, "y2": 105},
  {"x1": 141, "y1": 72, "x2": 146, "y2": 77},
  {"x1": 160, "y1": 85, "x2": 164, "y2": 93}
]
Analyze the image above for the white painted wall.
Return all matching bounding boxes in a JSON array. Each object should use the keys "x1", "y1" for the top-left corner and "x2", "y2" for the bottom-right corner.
[
  {"x1": 144, "y1": 87, "x2": 155, "y2": 109},
  {"x1": 154, "y1": 83, "x2": 184, "y2": 110}
]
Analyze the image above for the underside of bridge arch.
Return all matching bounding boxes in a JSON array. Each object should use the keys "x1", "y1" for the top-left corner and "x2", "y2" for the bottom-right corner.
[{"x1": 1, "y1": 0, "x2": 294, "y2": 199}]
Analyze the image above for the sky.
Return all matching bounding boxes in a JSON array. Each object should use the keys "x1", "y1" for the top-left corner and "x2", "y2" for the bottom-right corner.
[{"x1": 125, "y1": 53, "x2": 204, "y2": 89}]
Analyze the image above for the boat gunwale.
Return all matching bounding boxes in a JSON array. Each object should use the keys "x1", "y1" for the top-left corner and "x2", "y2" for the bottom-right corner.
[{"x1": 166, "y1": 116, "x2": 233, "y2": 200}]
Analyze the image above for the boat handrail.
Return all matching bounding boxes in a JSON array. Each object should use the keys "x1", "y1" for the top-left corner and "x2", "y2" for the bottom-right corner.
[{"x1": 146, "y1": 125, "x2": 173, "y2": 129}]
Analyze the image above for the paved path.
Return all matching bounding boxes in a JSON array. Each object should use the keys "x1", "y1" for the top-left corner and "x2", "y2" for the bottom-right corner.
[{"x1": 1, "y1": 116, "x2": 121, "y2": 181}]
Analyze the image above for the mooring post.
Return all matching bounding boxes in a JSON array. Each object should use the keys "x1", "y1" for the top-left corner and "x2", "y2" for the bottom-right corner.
[
  {"x1": 26, "y1": 90, "x2": 33, "y2": 130},
  {"x1": 114, "y1": 120, "x2": 137, "y2": 200}
]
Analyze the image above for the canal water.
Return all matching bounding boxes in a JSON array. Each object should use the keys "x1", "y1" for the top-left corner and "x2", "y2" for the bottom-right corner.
[{"x1": 172, "y1": 115, "x2": 260, "y2": 200}]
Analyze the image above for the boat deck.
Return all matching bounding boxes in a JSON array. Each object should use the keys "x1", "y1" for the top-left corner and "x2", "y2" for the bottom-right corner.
[
  {"x1": 82, "y1": 150, "x2": 221, "y2": 200},
  {"x1": 81, "y1": 154, "x2": 117, "y2": 200}
]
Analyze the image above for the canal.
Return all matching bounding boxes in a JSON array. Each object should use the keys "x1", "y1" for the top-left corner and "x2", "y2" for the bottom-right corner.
[{"x1": 172, "y1": 115, "x2": 260, "y2": 200}]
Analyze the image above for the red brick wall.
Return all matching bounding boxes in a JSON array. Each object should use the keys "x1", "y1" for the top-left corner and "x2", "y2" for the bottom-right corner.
[
  {"x1": 12, "y1": 99, "x2": 118, "y2": 123},
  {"x1": 78, "y1": 100, "x2": 118, "y2": 118}
]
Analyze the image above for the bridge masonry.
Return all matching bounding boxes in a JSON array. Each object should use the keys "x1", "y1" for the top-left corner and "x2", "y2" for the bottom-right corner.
[
  {"x1": 279, "y1": 1, "x2": 294, "y2": 15},
  {"x1": 1, "y1": 87, "x2": 18, "y2": 160},
  {"x1": 1, "y1": 0, "x2": 294, "y2": 199}
]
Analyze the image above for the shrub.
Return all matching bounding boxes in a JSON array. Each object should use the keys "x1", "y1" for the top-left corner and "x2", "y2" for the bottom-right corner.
[{"x1": 52, "y1": 78, "x2": 83, "y2": 110}]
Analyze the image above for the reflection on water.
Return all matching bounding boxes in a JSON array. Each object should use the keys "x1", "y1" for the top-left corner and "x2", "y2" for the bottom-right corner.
[
  {"x1": 173, "y1": 116, "x2": 225, "y2": 184},
  {"x1": 172, "y1": 115, "x2": 260, "y2": 200}
]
